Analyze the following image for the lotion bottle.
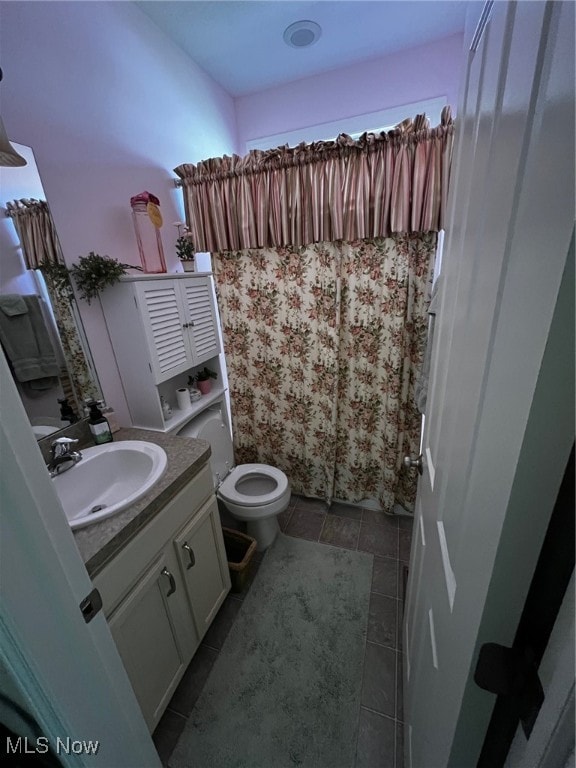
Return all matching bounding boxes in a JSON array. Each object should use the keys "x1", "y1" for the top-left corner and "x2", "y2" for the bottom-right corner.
[{"x1": 88, "y1": 402, "x2": 113, "y2": 444}]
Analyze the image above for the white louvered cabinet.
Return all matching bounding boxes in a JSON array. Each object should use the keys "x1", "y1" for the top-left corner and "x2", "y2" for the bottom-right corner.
[
  {"x1": 101, "y1": 273, "x2": 223, "y2": 432},
  {"x1": 134, "y1": 276, "x2": 220, "y2": 382}
]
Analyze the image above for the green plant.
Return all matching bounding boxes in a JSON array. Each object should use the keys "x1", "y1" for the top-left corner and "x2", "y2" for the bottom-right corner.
[
  {"x1": 69, "y1": 252, "x2": 141, "y2": 304},
  {"x1": 176, "y1": 235, "x2": 195, "y2": 261},
  {"x1": 195, "y1": 366, "x2": 217, "y2": 382}
]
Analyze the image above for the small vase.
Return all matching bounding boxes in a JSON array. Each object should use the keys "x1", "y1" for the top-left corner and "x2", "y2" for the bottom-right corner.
[
  {"x1": 182, "y1": 260, "x2": 195, "y2": 272},
  {"x1": 197, "y1": 379, "x2": 212, "y2": 395}
]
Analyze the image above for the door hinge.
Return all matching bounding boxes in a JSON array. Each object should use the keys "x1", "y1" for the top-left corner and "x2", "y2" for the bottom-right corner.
[
  {"x1": 474, "y1": 642, "x2": 544, "y2": 737},
  {"x1": 79, "y1": 587, "x2": 103, "y2": 624}
]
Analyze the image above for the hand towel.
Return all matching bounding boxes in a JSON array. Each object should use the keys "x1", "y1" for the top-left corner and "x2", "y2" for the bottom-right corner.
[{"x1": 0, "y1": 294, "x2": 60, "y2": 385}]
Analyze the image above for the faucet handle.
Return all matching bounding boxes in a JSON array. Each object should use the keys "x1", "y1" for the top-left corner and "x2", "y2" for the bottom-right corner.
[{"x1": 51, "y1": 437, "x2": 79, "y2": 457}]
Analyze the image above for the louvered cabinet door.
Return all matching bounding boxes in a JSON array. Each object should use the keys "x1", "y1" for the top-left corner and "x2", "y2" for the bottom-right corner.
[
  {"x1": 180, "y1": 276, "x2": 221, "y2": 365},
  {"x1": 135, "y1": 281, "x2": 193, "y2": 382}
]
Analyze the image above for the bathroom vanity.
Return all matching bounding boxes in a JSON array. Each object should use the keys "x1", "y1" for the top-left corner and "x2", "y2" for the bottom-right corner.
[{"x1": 73, "y1": 428, "x2": 231, "y2": 732}]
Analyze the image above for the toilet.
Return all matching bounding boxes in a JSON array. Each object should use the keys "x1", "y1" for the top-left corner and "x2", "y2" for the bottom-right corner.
[{"x1": 178, "y1": 405, "x2": 290, "y2": 550}]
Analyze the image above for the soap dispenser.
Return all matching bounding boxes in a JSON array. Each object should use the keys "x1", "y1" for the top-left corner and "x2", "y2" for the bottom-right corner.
[
  {"x1": 88, "y1": 401, "x2": 113, "y2": 444},
  {"x1": 58, "y1": 397, "x2": 78, "y2": 424}
]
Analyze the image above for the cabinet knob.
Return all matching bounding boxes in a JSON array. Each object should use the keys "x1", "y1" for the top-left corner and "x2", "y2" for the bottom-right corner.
[
  {"x1": 161, "y1": 566, "x2": 176, "y2": 595},
  {"x1": 182, "y1": 542, "x2": 196, "y2": 570}
]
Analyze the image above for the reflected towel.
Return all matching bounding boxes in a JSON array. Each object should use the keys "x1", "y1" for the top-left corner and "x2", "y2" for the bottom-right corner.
[
  {"x1": 0, "y1": 294, "x2": 60, "y2": 386},
  {"x1": 0, "y1": 294, "x2": 28, "y2": 316}
]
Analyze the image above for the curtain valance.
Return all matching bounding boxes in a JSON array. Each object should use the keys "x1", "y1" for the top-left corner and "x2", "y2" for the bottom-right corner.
[
  {"x1": 5, "y1": 198, "x2": 64, "y2": 268},
  {"x1": 175, "y1": 107, "x2": 454, "y2": 253}
]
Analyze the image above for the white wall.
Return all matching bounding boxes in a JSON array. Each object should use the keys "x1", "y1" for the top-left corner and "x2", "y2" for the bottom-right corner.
[
  {"x1": 0, "y1": 4, "x2": 463, "y2": 425},
  {"x1": 235, "y1": 33, "x2": 463, "y2": 151},
  {"x1": 0, "y1": 1, "x2": 239, "y2": 423}
]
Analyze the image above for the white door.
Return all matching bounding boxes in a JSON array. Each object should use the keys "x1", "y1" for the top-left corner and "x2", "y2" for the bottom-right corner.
[
  {"x1": 403, "y1": 2, "x2": 575, "y2": 766},
  {"x1": 0, "y1": 348, "x2": 161, "y2": 767}
]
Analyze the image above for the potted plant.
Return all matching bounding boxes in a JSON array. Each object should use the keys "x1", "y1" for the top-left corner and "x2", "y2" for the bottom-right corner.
[
  {"x1": 69, "y1": 252, "x2": 140, "y2": 304},
  {"x1": 174, "y1": 222, "x2": 196, "y2": 272},
  {"x1": 195, "y1": 366, "x2": 217, "y2": 395}
]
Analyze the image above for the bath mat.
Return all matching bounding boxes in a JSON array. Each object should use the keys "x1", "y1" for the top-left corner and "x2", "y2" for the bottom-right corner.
[{"x1": 169, "y1": 533, "x2": 373, "y2": 768}]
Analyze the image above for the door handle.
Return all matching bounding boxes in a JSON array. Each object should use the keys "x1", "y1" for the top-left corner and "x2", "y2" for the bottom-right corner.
[
  {"x1": 403, "y1": 454, "x2": 424, "y2": 475},
  {"x1": 161, "y1": 566, "x2": 176, "y2": 595},
  {"x1": 182, "y1": 542, "x2": 196, "y2": 569},
  {"x1": 474, "y1": 643, "x2": 544, "y2": 738}
]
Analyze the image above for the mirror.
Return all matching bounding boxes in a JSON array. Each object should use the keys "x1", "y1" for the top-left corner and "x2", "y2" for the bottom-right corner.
[{"x1": 0, "y1": 142, "x2": 102, "y2": 438}]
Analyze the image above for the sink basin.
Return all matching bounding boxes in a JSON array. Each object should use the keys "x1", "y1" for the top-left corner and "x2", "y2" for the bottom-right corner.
[{"x1": 52, "y1": 440, "x2": 168, "y2": 530}]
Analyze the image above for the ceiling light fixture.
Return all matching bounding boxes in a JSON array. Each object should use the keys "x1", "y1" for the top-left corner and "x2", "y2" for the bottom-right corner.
[
  {"x1": 0, "y1": 68, "x2": 26, "y2": 168},
  {"x1": 283, "y1": 20, "x2": 322, "y2": 49}
]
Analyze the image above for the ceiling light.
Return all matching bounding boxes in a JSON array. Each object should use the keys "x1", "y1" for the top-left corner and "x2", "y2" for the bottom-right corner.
[
  {"x1": 0, "y1": 116, "x2": 26, "y2": 167},
  {"x1": 0, "y1": 69, "x2": 26, "y2": 167},
  {"x1": 283, "y1": 20, "x2": 322, "y2": 49}
]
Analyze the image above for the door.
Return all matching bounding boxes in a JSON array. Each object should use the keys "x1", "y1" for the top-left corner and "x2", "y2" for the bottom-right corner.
[
  {"x1": 108, "y1": 552, "x2": 191, "y2": 731},
  {"x1": 181, "y1": 276, "x2": 221, "y2": 365},
  {"x1": 174, "y1": 496, "x2": 231, "y2": 639},
  {"x1": 136, "y1": 279, "x2": 191, "y2": 382},
  {"x1": 0, "y1": 348, "x2": 161, "y2": 767},
  {"x1": 136, "y1": 277, "x2": 221, "y2": 382},
  {"x1": 403, "y1": 2, "x2": 575, "y2": 767}
]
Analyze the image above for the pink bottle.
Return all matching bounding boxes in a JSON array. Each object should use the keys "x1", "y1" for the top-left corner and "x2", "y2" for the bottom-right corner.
[{"x1": 130, "y1": 191, "x2": 167, "y2": 274}]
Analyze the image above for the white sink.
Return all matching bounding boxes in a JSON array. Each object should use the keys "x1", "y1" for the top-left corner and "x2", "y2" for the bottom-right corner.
[{"x1": 52, "y1": 440, "x2": 168, "y2": 530}]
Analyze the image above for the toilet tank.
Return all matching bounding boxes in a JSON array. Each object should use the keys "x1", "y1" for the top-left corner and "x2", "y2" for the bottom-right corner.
[{"x1": 177, "y1": 406, "x2": 234, "y2": 486}]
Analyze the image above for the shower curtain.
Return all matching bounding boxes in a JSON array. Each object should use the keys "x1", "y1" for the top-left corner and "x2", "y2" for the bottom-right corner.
[
  {"x1": 177, "y1": 109, "x2": 453, "y2": 512},
  {"x1": 213, "y1": 233, "x2": 435, "y2": 512}
]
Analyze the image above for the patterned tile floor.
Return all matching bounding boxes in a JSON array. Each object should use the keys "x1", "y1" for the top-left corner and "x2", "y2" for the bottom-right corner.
[{"x1": 153, "y1": 494, "x2": 413, "y2": 768}]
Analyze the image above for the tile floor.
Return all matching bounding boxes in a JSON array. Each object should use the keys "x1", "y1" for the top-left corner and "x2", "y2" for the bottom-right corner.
[{"x1": 153, "y1": 494, "x2": 413, "y2": 768}]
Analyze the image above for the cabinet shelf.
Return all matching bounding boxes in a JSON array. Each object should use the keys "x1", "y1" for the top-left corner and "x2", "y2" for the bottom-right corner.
[{"x1": 143, "y1": 385, "x2": 227, "y2": 435}]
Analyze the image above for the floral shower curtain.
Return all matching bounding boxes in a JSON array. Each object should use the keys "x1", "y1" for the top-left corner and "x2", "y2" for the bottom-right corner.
[
  {"x1": 213, "y1": 233, "x2": 435, "y2": 512},
  {"x1": 179, "y1": 110, "x2": 452, "y2": 512}
]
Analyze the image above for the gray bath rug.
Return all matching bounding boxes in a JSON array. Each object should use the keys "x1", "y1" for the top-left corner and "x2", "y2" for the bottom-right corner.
[{"x1": 169, "y1": 533, "x2": 373, "y2": 768}]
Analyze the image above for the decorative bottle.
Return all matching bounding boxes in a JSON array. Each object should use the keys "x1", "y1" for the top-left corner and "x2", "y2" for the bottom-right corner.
[{"x1": 130, "y1": 191, "x2": 167, "y2": 274}]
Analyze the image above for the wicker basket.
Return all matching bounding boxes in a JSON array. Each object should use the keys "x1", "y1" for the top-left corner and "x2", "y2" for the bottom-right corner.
[{"x1": 222, "y1": 527, "x2": 257, "y2": 593}]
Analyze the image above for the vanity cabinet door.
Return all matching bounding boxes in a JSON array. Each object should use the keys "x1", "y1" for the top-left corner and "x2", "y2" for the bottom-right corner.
[
  {"x1": 108, "y1": 550, "x2": 199, "y2": 731},
  {"x1": 174, "y1": 496, "x2": 231, "y2": 640}
]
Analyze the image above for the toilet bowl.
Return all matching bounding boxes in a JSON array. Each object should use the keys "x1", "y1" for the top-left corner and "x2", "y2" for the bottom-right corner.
[{"x1": 177, "y1": 405, "x2": 290, "y2": 550}]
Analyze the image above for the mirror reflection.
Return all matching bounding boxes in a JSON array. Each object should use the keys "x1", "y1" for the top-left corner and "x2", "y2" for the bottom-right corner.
[{"x1": 0, "y1": 142, "x2": 102, "y2": 438}]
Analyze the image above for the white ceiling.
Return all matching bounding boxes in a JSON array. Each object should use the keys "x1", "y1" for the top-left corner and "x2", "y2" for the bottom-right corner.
[{"x1": 135, "y1": 1, "x2": 470, "y2": 97}]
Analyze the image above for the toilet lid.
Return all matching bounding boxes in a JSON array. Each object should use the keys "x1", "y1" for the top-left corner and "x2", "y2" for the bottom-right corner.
[{"x1": 218, "y1": 464, "x2": 289, "y2": 508}]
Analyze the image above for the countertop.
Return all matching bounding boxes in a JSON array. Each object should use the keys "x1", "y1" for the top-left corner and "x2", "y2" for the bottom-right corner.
[{"x1": 73, "y1": 428, "x2": 211, "y2": 577}]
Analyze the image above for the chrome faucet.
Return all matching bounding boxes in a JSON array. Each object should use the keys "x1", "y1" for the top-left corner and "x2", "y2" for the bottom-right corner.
[{"x1": 48, "y1": 437, "x2": 83, "y2": 477}]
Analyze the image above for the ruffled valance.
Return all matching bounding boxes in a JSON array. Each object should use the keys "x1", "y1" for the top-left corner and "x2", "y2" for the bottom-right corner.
[
  {"x1": 175, "y1": 106, "x2": 454, "y2": 252},
  {"x1": 5, "y1": 198, "x2": 64, "y2": 268}
]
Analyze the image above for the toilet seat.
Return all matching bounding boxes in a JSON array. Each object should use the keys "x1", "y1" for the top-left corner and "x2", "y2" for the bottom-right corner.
[{"x1": 218, "y1": 464, "x2": 289, "y2": 508}]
